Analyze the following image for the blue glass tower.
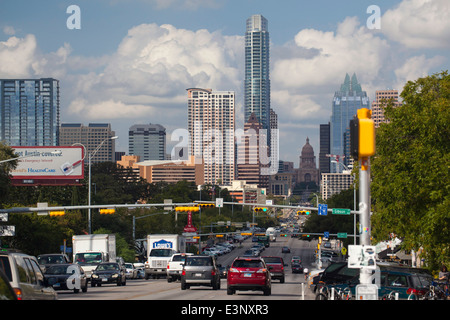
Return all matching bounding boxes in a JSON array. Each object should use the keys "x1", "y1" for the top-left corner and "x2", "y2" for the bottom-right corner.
[
  {"x1": 245, "y1": 15, "x2": 270, "y2": 132},
  {"x1": 0, "y1": 78, "x2": 60, "y2": 146},
  {"x1": 330, "y1": 73, "x2": 369, "y2": 171}
]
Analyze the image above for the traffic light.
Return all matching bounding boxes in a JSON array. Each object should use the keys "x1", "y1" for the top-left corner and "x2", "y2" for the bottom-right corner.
[
  {"x1": 175, "y1": 206, "x2": 199, "y2": 212},
  {"x1": 296, "y1": 210, "x2": 310, "y2": 216},
  {"x1": 350, "y1": 108, "x2": 375, "y2": 160},
  {"x1": 49, "y1": 211, "x2": 65, "y2": 217},
  {"x1": 99, "y1": 208, "x2": 115, "y2": 214},
  {"x1": 254, "y1": 207, "x2": 268, "y2": 213},
  {"x1": 197, "y1": 203, "x2": 215, "y2": 209}
]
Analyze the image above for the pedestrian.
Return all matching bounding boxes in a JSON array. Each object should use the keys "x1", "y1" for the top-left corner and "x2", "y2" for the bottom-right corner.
[{"x1": 439, "y1": 264, "x2": 449, "y2": 281}]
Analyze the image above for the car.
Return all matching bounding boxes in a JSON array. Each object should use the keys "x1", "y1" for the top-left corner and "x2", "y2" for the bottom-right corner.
[
  {"x1": 44, "y1": 263, "x2": 88, "y2": 293},
  {"x1": 0, "y1": 250, "x2": 57, "y2": 300},
  {"x1": 181, "y1": 255, "x2": 221, "y2": 290},
  {"x1": 0, "y1": 269, "x2": 17, "y2": 300},
  {"x1": 37, "y1": 253, "x2": 71, "y2": 273},
  {"x1": 91, "y1": 262, "x2": 126, "y2": 287},
  {"x1": 316, "y1": 262, "x2": 434, "y2": 300},
  {"x1": 291, "y1": 256, "x2": 301, "y2": 265},
  {"x1": 281, "y1": 246, "x2": 290, "y2": 253},
  {"x1": 124, "y1": 263, "x2": 138, "y2": 279},
  {"x1": 291, "y1": 263, "x2": 303, "y2": 274},
  {"x1": 134, "y1": 263, "x2": 145, "y2": 279},
  {"x1": 167, "y1": 253, "x2": 193, "y2": 282},
  {"x1": 262, "y1": 256, "x2": 286, "y2": 283},
  {"x1": 202, "y1": 247, "x2": 220, "y2": 257},
  {"x1": 227, "y1": 257, "x2": 271, "y2": 296}
]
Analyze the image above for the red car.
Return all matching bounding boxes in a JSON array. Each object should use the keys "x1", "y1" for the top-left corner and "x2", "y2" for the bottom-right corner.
[
  {"x1": 262, "y1": 256, "x2": 286, "y2": 283},
  {"x1": 227, "y1": 257, "x2": 271, "y2": 296}
]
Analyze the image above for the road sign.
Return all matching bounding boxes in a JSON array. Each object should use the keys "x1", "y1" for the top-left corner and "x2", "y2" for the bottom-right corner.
[
  {"x1": 324, "y1": 231, "x2": 329, "y2": 238},
  {"x1": 337, "y1": 232, "x2": 348, "y2": 238},
  {"x1": 216, "y1": 198, "x2": 223, "y2": 208},
  {"x1": 0, "y1": 213, "x2": 8, "y2": 222},
  {"x1": 0, "y1": 225, "x2": 15, "y2": 236},
  {"x1": 356, "y1": 284, "x2": 379, "y2": 300},
  {"x1": 318, "y1": 204, "x2": 328, "y2": 216},
  {"x1": 332, "y1": 208, "x2": 351, "y2": 215}
]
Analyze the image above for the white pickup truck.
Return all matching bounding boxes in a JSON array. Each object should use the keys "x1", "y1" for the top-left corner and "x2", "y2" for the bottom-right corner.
[{"x1": 166, "y1": 253, "x2": 193, "y2": 282}]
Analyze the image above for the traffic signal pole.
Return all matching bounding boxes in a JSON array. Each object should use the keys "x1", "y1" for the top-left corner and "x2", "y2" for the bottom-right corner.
[{"x1": 359, "y1": 157, "x2": 372, "y2": 285}]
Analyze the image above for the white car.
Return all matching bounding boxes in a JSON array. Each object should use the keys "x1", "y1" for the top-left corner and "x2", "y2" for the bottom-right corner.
[
  {"x1": 167, "y1": 253, "x2": 193, "y2": 282},
  {"x1": 124, "y1": 263, "x2": 137, "y2": 279}
]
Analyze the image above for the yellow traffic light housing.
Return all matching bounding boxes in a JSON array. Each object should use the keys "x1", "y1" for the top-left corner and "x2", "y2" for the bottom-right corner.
[
  {"x1": 175, "y1": 206, "x2": 199, "y2": 212},
  {"x1": 99, "y1": 208, "x2": 115, "y2": 214},
  {"x1": 296, "y1": 210, "x2": 310, "y2": 216},
  {"x1": 350, "y1": 108, "x2": 375, "y2": 160},
  {"x1": 49, "y1": 211, "x2": 65, "y2": 217},
  {"x1": 254, "y1": 207, "x2": 268, "y2": 212},
  {"x1": 197, "y1": 203, "x2": 215, "y2": 209}
]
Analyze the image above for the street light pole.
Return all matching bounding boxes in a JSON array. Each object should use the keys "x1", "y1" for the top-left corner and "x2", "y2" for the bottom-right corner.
[{"x1": 87, "y1": 136, "x2": 118, "y2": 234}]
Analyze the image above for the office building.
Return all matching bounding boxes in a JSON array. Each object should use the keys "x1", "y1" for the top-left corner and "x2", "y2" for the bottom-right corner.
[
  {"x1": 59, "y1": 123, "x2": 116, "y2": 163},
  {"x1": 319, "y1": 123, "x2": 331, "y2": 175},
  {"x1": 371, "y1": 90, "x2": 401, "y2": 128},
  {"x1": 129, "y1": 123, "x2": 166, "y2": 161},
  {"x1": 330, "y1": 73, "x2": 369, "y2": 172},
  {"x1": 0, "y1": 78, "x2": 60, "y2": 146},
  {"x1": 187, "y1": 88, "x2": 235, "y2": 185},
  {"x1": 320, "y1": 172, "x2": 354, "y2": 200},
  {"x1": 245, "y1": 15, "x2": 271, "y2": 140}
]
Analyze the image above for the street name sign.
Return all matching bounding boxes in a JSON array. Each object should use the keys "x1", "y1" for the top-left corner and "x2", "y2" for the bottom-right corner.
[{"x1": 332, "y1": 208, "x2": 351, "y2": 215}]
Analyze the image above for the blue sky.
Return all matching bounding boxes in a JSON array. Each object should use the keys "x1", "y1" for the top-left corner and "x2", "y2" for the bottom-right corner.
[{"x1": 1, "y1": 0, "x2": 449, "y2": 165}]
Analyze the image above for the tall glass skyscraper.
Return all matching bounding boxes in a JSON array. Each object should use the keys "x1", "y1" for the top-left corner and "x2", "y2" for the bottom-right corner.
[
  {"x1": 245, "y1": 15, "x2": 270, "y2": 132},
  {"x1": 330, "y1": 73, "x2": 369, "y2": 172},
  {"x1": 0, "y1": 78, "x2": 60, "y2": 146},
  {"x1": 129, "y1": 123, "x2": 166, "y2": 161}
]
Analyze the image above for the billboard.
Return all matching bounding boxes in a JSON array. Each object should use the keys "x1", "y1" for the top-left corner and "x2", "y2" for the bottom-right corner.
[{"x1": 10, "y1": 146, "x2": 84, "y2": 186}]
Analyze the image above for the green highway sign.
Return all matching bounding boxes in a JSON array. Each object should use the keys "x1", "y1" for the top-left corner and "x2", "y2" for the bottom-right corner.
[
  {"x1": 337, "y1": 233, "x2": 348, "y2": 238},
  {"x1": 332, "y1": 208, "x2": 351, "y2": 215}
]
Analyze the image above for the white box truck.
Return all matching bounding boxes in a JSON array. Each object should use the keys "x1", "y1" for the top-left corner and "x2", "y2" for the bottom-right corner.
[
  {"x1": 73, "y1": 234, "x2": 116, "y2": 280},
  {"x1": 144, "y1": 234, "x2": 186, "y2": 279}
]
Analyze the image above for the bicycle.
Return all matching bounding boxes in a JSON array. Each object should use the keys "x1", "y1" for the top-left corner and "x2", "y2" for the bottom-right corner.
[
  {"x1": 381, "y1": 290, "x2": 399, "y2": 300},
  {"x1": 315, "y1": 285, "x2": 352, "y2": 300},
  {"x1": 423, "y1": 281, "x2": 449, "y2": 300}
]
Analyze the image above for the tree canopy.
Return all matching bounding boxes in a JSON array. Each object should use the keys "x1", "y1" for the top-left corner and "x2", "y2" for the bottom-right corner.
[{"x1": 371, "y1": 71, "x2": 450, "y2": 270}]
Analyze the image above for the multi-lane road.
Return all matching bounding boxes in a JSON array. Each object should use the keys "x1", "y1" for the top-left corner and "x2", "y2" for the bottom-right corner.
[{"x1": 58, "y1": 235, "x2": 319, "y2": 301}]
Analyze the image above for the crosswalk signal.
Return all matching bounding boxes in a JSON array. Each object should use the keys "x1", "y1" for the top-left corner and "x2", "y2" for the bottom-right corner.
[
  {"x1": 350, "y1": 108, "x2": 375, "y2": 160},
  {"x1": 254, "y1": 207, "x2": 268, "y2": 213},
  {"x1": 99, "y1": 208, "x2": 115, "y2": 214}
]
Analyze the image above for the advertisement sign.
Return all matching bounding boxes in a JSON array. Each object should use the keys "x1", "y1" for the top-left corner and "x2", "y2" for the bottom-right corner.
[{"x1": 10, "y1": 146, "x2": 84, "y2": 186}]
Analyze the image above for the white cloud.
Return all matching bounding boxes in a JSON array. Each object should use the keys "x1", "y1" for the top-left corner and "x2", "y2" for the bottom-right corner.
[
  {"x1": 68, "y1": 99, "x2": 156, "y2": 120},
  {"x1": 0, "y1": 34, "x2": 37, "y2": 77},
  {"x1": 382, "y1": 0, "x2": 450, "y2": 49}
]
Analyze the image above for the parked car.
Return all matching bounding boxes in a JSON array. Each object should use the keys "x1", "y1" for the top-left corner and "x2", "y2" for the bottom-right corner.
[
  {"x1": 261, "y1": 256, "x2": 286, "y2": 283},
  {"x1": 124, "y1": 263, "x2": 137, "y2": 279},
  {"x1": 316, "y1": 262, "x2": 434, "y2": 300},
  {"x1": 91, "y1": 262, "x2": 126, "y2": 287},
  {"x1": 0, "y1": 269, "x2": 17, "y2": 300},
  {"x1": 181, "y1": 255, "x2": 221, "y2": 290},
  {"x1": 37, "y1": 253, "x2": 70, "y2": 273},
  {"x1": 227, "y1": 257, "x2": 271, "y2": 296},
  {"x1": 167, "y1": 253, "x2": 193, "y2": 282},
  {"x1": 45, "y1": 263, "x2": 88, "y2": 293},
  {"x1": 0, "y1": 250, "x2": 57, "y2": 300}
]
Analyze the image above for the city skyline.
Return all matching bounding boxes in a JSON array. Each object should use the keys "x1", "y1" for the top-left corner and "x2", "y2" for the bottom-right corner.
[{"x1": 0, "y1": 0, "x2": 448, "y2": 164}]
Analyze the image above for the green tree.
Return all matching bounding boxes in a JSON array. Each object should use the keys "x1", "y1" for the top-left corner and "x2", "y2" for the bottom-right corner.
[
  {"x1": 0, "y1": 142, "x2": 18, "y2": 205},
  {"x1": 371, "y1": 71, "x2": 450, "y2": 270}
]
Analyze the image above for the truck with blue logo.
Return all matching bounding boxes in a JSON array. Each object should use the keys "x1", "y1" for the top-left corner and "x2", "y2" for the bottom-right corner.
[{"x1": 144, "y1": 234, "x2": 186, "y2": 279}]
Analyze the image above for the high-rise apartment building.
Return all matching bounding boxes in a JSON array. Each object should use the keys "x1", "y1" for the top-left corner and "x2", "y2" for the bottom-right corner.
[
  {"x1": 59, "y1": 123, "x2": 116, "y2": 164},
  {"x1": 330, "y1": 73, "x2": 369, "y2": 172},
  {"x1": 129, "y1": 123, "x2": 166, "y2": 161},
  {"x1": 371, "y1": 90, "x2": 401, "y2": 128},
  {"x1": 187, "y1": 88, "x2": 235, "y2": 185},
  {"x1": 319, "y1": 123, "x2": 331, "y2": 175},
  {"x1": 245, "y1": 15, "x2": 271, "y2": 137},
  {"x1": 0, "y1": 78, "x2": 60, "y2": 146}
]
